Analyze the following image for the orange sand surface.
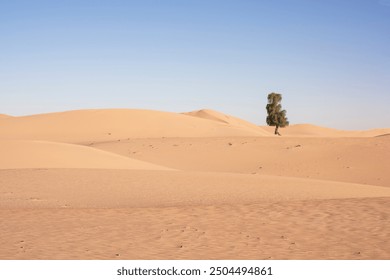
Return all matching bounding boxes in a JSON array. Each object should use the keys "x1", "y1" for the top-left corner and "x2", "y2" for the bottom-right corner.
[{"x1": 0, "y1": 109, "x2": 389, "y2": 259}]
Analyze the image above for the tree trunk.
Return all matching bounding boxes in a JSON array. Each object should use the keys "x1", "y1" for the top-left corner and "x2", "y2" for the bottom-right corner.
[{"x1": 274, "y1": 125, "x2": 281, "y2": 136}]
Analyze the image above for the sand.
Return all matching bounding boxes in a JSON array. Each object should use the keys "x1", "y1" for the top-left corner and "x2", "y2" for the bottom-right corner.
[
  {"x1": 0, "y1": 140, "x2": 172, "y2": 170},
  {"x1": 0, "y1": 109, "x2": 270, "y2": 143},
  {"x1": 0, "y1": 108, "x2": 389, "y2": 259},
  {"x1": 260, "y1": 123, "x2": 390, "y2": 137}
]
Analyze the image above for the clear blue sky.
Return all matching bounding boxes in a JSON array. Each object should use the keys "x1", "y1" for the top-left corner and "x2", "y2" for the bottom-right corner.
[{"x1": 1, "y1": 0, "x2": 389, "y2": 129}]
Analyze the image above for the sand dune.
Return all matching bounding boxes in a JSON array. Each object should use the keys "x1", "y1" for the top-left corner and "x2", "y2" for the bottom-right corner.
[
  {"x1": 0, "y1": 140, "x2": 171, "y2": 170},
  {"x1": 184, "y1": 109, "x2": 268, "y2": 134},
  {"x1": 349, "y1": 128, "x2": 390, "y2": 137},
  {"x1": 93, "y1": 136, "x2": 390, "y2": 187},
  {"x1": 261, "y1": 124, "x2": 390, "y2": 137},
  {"x1": 1, "y1": 168, "x2": 390, "y2": 259},
  {"x1": 0, "y1": 109, "x2": 269, "y2": 143},
  {"x1": 0, "y1": 114, "x2": 11, "y2": 118},
  {"x1": 0, "y1": 108, "x2": 389, "y2": 260}
]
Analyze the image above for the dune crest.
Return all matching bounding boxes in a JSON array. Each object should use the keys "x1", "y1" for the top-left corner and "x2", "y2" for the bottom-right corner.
[{"x1": 183, "y1": 109, "x2": 270, "y2": 135}]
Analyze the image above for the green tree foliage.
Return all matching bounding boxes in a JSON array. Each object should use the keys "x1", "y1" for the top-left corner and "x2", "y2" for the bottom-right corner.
[{"x1": 266, "y1": 92, "x2": 289, "y2": 135}]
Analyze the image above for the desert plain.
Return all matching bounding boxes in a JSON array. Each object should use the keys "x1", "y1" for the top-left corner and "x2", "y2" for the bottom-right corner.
[{"x1": 0, "y1": 108, "x2": 389, "y2": 259}]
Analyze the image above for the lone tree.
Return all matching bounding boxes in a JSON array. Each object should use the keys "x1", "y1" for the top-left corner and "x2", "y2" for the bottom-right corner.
[{"x1": 266, "y1": 92, "x2": 289, "y2": 136}]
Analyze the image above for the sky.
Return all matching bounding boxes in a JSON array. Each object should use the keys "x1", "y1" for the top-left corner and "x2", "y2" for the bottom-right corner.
[{"x1": 1, "y1": 0, "x2": 389, "y2": 129}]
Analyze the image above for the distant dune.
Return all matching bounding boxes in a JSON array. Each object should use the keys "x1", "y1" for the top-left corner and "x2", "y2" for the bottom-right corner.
[
  {"x1": 0, "y1": 114, "x2": 11, "y2": 118},
  {"x1": 0, "y1": 109, "x2": 270, "y2": 143},
  {"x1": 375, "y1": 133, "x2": 390, "y2": 138},
  {"x1": 183, "y1": 109, "x2": 266, "y2": 134}
]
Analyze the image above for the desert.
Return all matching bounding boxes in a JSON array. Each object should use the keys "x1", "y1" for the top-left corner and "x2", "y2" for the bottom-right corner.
[{"x1": 0, "y1": 108, "x2": 389, "y2": 259}]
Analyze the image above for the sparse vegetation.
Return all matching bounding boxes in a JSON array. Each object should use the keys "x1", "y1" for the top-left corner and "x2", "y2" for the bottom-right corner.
[{"x1": 266, "y1": 92, "x2": 289, "y2": 135}]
